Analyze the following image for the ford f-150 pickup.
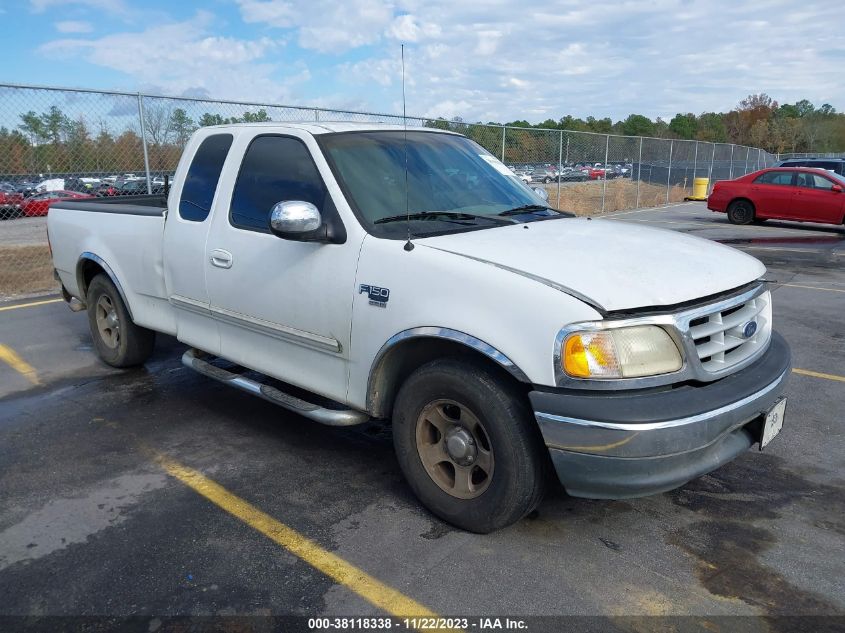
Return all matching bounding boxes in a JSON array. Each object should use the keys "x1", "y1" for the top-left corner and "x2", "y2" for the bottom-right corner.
[{"x1": 48, "y1": 122, "x2": 791, "y2": 533}]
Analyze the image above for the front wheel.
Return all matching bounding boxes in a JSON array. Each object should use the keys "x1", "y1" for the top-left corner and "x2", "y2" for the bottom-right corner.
[
  {"x1": 392, "y1": 359, "x2": 547, "y2": 533},
  {"x1": 86, "y1": 274, "x2": 155, "y2": 367},
  {"x1": 727, "y1": 200, "x2": 755, "y2": 225}
]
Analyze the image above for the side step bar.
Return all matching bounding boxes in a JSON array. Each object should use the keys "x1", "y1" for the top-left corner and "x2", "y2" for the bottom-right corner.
[{"x1": 182, "y1": 348, "x2": 370, "y2": 427}]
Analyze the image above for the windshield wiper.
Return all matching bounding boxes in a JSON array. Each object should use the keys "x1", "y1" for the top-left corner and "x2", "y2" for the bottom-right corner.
[
  {"x1": 374, "y1": 211, "x2": 516, "y2": 225},
  {"x1": 497, "y1": 204, "x2": 556, "y2": 216}
]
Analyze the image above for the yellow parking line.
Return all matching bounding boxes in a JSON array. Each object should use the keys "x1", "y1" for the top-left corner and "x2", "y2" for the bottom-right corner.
[
  {"x1": 782, "y1": 284, "x2": 845, "y2": 294},
  {"x1": 0, "y1": 298, "x2": 63, "y2": 312},
  {"x1": 0, "y1": 344, "x2": 40, "y2": 385},
  {"x1": 793, "y1": 368, "x2": 845, "y2": 383},
  {"x1": 153, "y1": 453, "x2": 444, "y2": 624}
]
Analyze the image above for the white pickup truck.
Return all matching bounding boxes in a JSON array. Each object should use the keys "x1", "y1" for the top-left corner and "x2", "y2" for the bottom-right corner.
[{"x1": 48, "y1": 123, "x2": 791, "y2": 533}]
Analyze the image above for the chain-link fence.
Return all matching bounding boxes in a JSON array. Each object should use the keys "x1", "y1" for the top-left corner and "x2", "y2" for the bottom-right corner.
[{"x1": 0, "y1": 82, "x2": 777, "y2": 298}]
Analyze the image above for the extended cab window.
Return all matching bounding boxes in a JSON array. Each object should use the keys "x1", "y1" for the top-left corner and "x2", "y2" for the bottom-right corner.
[
  {"x1": 179, "y1": 134, "x2": 233, "y2": 222},
  {"x1": 754, "y1": 172, "x2": 793, "y2": 186},
  {"x1": 230, "y1": 136, "x2": 328, "y2": 232}
]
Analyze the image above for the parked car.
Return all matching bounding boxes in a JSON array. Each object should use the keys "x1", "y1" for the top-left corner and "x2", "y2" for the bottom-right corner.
[
  {"x1": 582, "y1": 166, "x2": 606, "y2": 180},
  {"x1": 117, "y1": 179, "x2": 165, "y2": 195},
  {"x1": 48, "y1": 123, "x2": 790, "y2": 533},
  {"x1": 20, "y1": 190, "x2": 94, "y2": 217},
  {"x1": 13, "y1": 181, "x2": 39, "y2": 197},
  {"x1": 530, "y1": 168, "x2": 558, "y2": 184},
  {"x1": 96, "y1": 183, "x2": 120, "y2": 197},
  {"x1": 707, "y1": 167, "x2": 845, "y2": 226},
  {"x1": 776, "y1": 157, "x2": 845, "y2": 177},
  {"x1": 0, "y1": 183, "x2": 24, "y2": 216},
  {"x1": 557, "y1": 168, "x2": 588, "y2": 182}
]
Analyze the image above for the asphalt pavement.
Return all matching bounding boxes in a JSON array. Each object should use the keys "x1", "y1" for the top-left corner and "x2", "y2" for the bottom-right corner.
[{"x1": 0, "y1": 202, "x2": 843, "y2": 631}]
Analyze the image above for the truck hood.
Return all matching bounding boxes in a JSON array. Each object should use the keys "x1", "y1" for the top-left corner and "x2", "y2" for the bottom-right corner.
[{"x1": 417, "y1": 217, "x2": 766, "y2": 313}]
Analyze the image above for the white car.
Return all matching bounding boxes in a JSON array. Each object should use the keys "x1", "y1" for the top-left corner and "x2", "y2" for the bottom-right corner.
[{"x1": 48, "y1": 122, "x2": 791, "y2": 532}]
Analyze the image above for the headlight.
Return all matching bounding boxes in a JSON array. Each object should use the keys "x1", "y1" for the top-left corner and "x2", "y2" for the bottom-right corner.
[{"x1": 562, "y1": 325, "x2": 683, "y2": 379}]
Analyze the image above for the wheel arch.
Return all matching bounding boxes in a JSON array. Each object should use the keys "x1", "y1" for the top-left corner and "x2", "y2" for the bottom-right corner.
[
  {"x1": 366, "y1": 327, "x2": 531, "y2": 419},
  {"x1": 728, "y1": 197, "x2": 756, "y2": 212},
  {"x1": 76, "y1": 252, "x2": 134, "y2": 320}
]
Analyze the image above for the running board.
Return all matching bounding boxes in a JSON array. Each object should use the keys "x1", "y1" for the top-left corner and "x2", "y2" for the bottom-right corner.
[{"x1": 182, "y1": 348, "x2": 369, "y2": 427}]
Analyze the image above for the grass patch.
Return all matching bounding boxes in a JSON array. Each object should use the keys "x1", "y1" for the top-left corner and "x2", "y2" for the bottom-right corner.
[
  {"x1": 0, "y1": 244, "x2": 58, "y2": 299},
  {"x1": 543, "y1": 179, "x2": 689, "y2": 216}
]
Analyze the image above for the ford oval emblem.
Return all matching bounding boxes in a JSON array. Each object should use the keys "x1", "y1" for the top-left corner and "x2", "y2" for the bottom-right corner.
[{"x1": 742, "y1": 321, "x2": 758, "y2": 338}]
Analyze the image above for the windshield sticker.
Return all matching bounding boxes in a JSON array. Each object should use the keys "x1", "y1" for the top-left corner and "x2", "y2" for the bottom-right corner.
[{"x1": 479, "y1": 154, "x2": 516, "y2": 176}]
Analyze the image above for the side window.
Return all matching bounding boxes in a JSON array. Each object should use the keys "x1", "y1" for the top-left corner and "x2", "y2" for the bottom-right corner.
[
  {"x1": 230, "y1": 136, "x2": 327, "y2": 232},
  {"x1": 179, "y1": 134, "x2": 233, "y2": 222},
  {"x1": 754, "y1": 172, "x2": 792, "y2": 186},
  {"x1": 810, "y1": 174, "x2": 835, "y2": 190}
]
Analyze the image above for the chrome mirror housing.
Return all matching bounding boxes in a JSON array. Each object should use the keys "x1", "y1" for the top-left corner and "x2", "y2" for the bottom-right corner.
[
  {"x1": 270, "y1": 201, "x2": 322, "y2": 235},
  {"x1": 533, "y1": 187, "x2": 550, "y2": 202}
]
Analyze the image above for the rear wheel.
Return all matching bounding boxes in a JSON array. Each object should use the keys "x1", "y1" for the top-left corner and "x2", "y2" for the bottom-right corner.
[
  {"x1": 727, "y1": 199, "x2": 755, "y2": 224},
  {"x1": 392, "y1": 358, "x2": 546, "y2": 533},
  {"x1": 86, "y1": 274, "x2": 155, "y2": 367}
]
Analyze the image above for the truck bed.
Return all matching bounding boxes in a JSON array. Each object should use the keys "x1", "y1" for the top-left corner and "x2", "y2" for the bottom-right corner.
[{"x1": 48, "y1": 195, "x2": 177, "y2": 336}]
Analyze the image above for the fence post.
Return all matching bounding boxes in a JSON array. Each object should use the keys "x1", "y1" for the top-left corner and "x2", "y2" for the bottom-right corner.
[
  {"x1": 314, "y1": 109, "x2": 320, "y2": 122},
  {"x1": 557, "y1": 130, "x2": 563, "y2": 209},
  {"x1": 692, "y1": 141, "x2": 699, "y2": 179},
  {"x1": 601, "y1": 134, "x2": 609, "y2": 213},
  {"x1": 729, "y1": 144, "x2": 735, "y2": 179},
  {"x1": 137, "y1": 93, "x2": 152, "y2": 194},
  {"x1": 501, "y1": 125, "x2": 506, "y2": 162},
  {"x1": 635, "y1": 136, "x2": 643, "y2": 209},
  {"x1": 744, "y1": 147, "x2": 750, "y2": 175},
  {"x1": 666, "y1": 139, "x2": 673, "y2": 205},
  {"x1": 708, "y1": 143, "x2": 716, "y2": 194}
]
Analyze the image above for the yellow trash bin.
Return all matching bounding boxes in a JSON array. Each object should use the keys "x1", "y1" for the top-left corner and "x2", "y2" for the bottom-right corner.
[{"x1": 686, "y1": 177, "x2": 709, "y2": 201}]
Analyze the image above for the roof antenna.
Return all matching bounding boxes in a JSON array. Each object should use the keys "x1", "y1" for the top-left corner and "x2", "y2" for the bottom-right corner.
[{"x1": 401, "y1": 44, "x2": 414, "y2": 252}]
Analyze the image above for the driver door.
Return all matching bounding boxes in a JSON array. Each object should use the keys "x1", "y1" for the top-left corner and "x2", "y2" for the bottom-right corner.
[{"x1": 205, "y1": 132, "x2": 360, "y2": 404}]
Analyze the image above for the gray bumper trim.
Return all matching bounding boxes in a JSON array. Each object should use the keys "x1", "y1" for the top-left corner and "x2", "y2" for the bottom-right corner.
[{"x1": 536, "y1": 368, "x2": 789, "y2": 459}]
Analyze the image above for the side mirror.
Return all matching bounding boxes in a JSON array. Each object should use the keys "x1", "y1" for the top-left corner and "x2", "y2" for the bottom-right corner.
[
  {"x1": 269, "y1": 201, "x2": 323, "y2": 240},
  {"x1": 533, "y1": 187, "x2": 550, "y2": 202},
  {"x1": 831, "y1": 184, "x2": 843, "y2": 193}
]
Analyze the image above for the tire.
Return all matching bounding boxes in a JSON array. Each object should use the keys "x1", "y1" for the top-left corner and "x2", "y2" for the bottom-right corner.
[
  {"x1": 392, "y1": 358, "x2": 547, "y2": 533},
  {"x1": 727, "y1": 199, "x2": 755, "y2": 225},
  {"x1": 544, "y1": 177, "x2": 551, "y2": 184},
  {"x1": 86, "y1": 274, "x2": 155, "y2": 368}
]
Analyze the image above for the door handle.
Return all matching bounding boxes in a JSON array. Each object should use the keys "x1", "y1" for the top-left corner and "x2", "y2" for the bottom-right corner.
[{"x1": 210, "y1": 249, "x2": 233, "y2": 269}]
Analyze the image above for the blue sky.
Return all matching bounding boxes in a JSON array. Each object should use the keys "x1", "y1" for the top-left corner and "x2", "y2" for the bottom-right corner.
[{"x1": 0, "y1": 0, "x2": 843, "y2": 124}]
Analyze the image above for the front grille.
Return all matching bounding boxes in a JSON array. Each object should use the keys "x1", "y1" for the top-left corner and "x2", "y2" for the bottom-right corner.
[{"x1": 686, "y1": 290, "x2": 772, "y2": 375}]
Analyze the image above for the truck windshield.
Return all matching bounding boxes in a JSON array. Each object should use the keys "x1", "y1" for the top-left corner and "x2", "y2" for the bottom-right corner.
[{"x1": 318, "y1": 130, "x2": 567, "y2": 238}]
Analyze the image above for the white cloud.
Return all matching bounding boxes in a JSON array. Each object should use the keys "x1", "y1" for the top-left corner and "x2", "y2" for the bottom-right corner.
[
  {"x1": 237, "y1": 0, "x2": 393, "y2": 53},
  {"x1": 38, "y1": 12, "x2": 296, "y2": 103},
  {"x1": 31, "y1": 0, "x2": 845, "y2": 125},
  {"x1": 54, "y1": 20, "x2": 94, "y2": 33}
]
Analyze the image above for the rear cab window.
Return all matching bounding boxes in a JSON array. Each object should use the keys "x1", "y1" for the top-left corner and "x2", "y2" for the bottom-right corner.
[{"x1": 179, "y1": 134, "x2": 234, "y2": 222}]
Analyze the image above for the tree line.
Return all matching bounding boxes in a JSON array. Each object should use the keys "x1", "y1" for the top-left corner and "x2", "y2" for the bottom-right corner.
[
  {"x1": 478, "y1": 94, "x2": 843, "y2": 155},
  {"x1": 1, "y1": 93, "x2": 842, "y2": 177}
]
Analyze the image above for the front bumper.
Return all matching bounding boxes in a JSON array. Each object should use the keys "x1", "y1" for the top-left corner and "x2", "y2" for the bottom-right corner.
[{"x1": 531, "y1": 331, "x2": 791, "y2": 499}]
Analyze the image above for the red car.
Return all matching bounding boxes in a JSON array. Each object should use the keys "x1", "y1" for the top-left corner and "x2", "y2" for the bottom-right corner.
[
  {"x1": 581, "y1": 166, "x2": 606, "y2": 180},
  {"x1": 0, "y1": 188, "x2": 24, "y2": 212},
  {"x1": 708, "y1": 167, "x2": 845, "y2": 226},
  {"x1": 19, "y1": 190, "x2": 94, "y2": 217}
]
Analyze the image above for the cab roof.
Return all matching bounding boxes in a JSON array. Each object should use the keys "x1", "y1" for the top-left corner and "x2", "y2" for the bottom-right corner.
[{"x1": 202, "y1": 121, "x2": 460, "y2": 136}]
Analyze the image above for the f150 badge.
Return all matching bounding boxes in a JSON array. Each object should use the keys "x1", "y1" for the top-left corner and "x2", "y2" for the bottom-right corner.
[{"x1": 360, "y1": 284, "x2": 390, "y2": 308}]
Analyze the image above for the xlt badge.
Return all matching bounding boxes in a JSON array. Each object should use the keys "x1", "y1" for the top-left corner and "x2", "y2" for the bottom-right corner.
[{"x1": 359, "y1": 284, "x2": 390, "y2": 308}]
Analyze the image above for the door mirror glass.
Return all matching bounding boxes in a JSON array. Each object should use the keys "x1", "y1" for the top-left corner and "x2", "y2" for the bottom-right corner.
[
  {"x1": 831, "y1": 184, "x2": 843, "y2": 193},
  {"x1": 269, "y1": 201, "x2": 322, "y2": 237}
]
